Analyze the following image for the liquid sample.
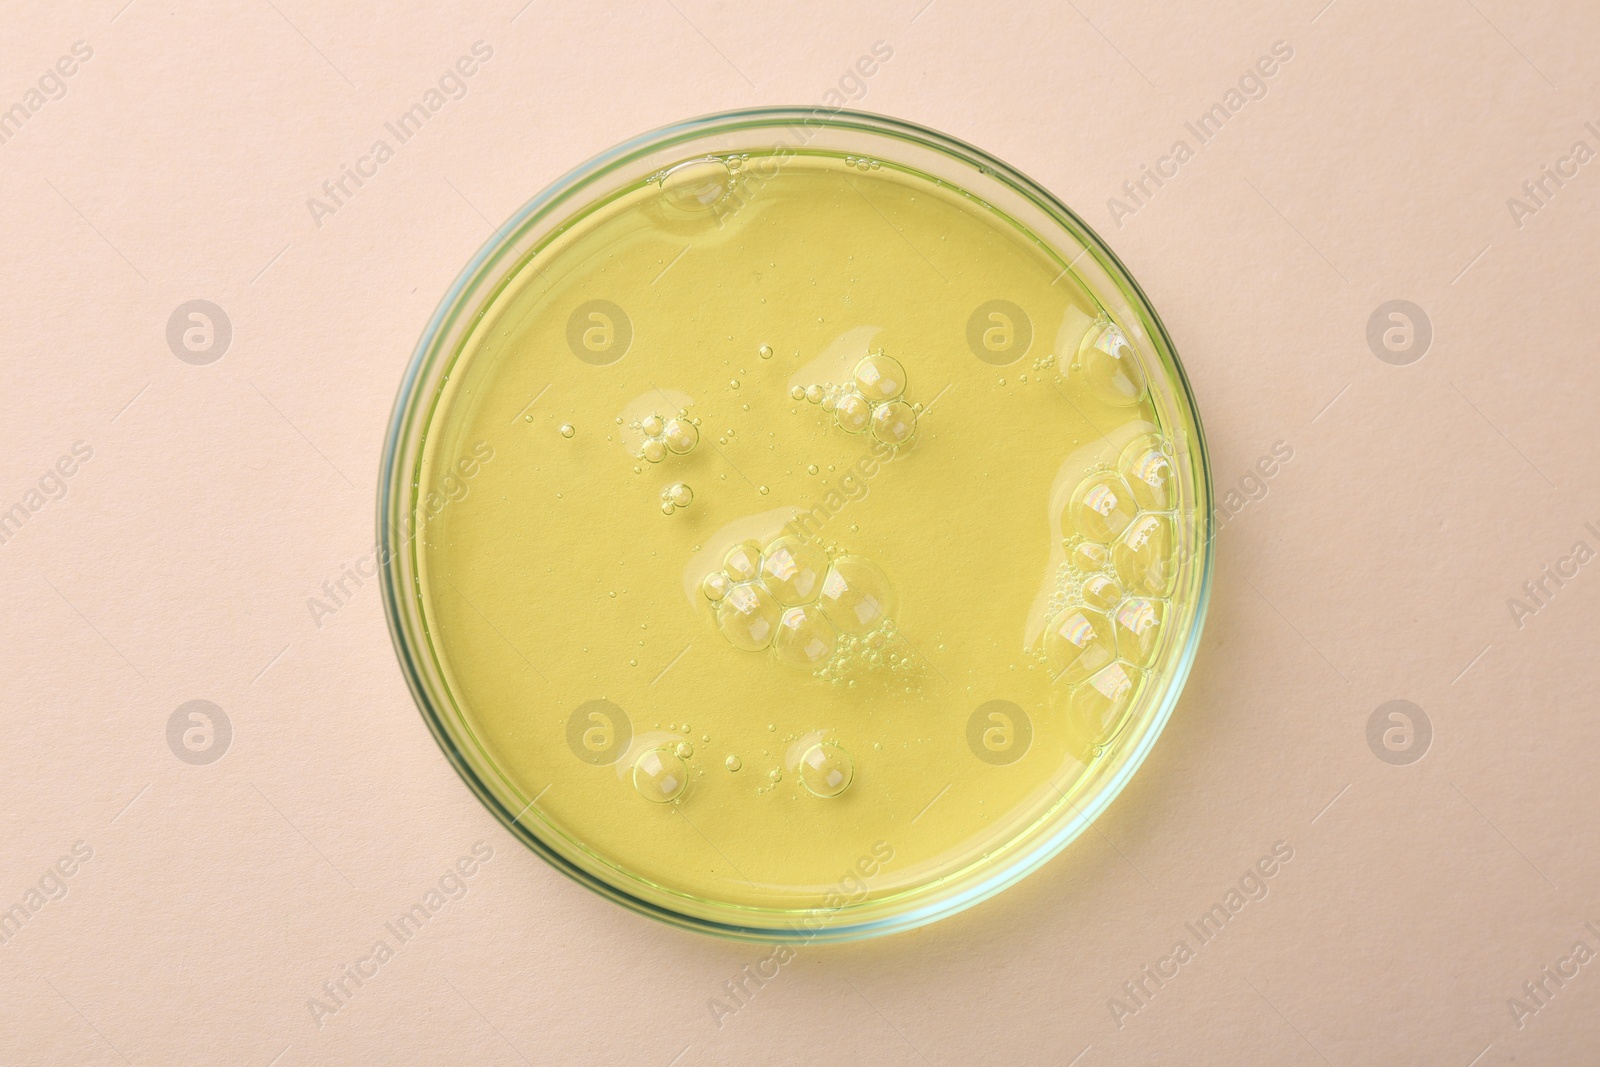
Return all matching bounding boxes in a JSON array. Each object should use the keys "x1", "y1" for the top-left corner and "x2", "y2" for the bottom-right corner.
[{"x1": 409, "y1": 150, "x2": 1203, "y2": 927}]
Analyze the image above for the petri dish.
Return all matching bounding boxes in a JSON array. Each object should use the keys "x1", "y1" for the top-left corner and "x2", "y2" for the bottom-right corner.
[{"x1": 379, "y1": 108, "x2": 1212, "y2": 941}]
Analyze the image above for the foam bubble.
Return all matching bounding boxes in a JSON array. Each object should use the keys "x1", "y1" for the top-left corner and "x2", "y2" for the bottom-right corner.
[
  {"x1": 1066, "y1": 472, "x2": 1138, "y2": 543},
  {"x1": 853, "y1": 352, "x2": 906, "y2": 402},
  {"x1": 835, "y1": 390, "x2": 872, "y2": 434},
  {"x1": 633, "y1": 747, "x2": 689, "y2": 803},
  {"x1": 723, "y1": 541, "x2": 763, "y2": 582},
  {"x1": 717, "y1": 581, "x2": 781, "y2": 651},
  {"x1": 1077, "y1": 322, "x2": 1147, "y2": 406},
  {"x1": 1044, "y1": 607, "x2": 1116, "y2": 685},
  {"x1": 1113, "y1": 513, "x2": 1177, "y2": 597},
  {"x1": 774, "y1": 605, "x2": 838, "y2": 670},
  {"x1": 870, "y1": 399, "x2": 917, "y2": 447},
  {"x1": 1119, "y1": 435, "x2": 1173, "y2": 511},
  {"x1": 760, "y1": 534, "x2": 829, "y2": 605},
  {"x1": 664, "y1": 418, "x2": 699, "y2": 455},
  {"x1": 818, "y1": 556, "x2": 896, "y2": 634},
  {"x1": 799, "y1": 743, "x2": 854, "y2": 798}
]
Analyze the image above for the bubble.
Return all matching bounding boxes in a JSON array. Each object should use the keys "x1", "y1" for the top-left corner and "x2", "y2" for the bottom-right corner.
[
  {"x1": 1119, "y1": 435, "x2": 1173, "y2": 511},
  {"x1": 641, "y1": 414, "x2": 665, "y2": 437},
  {"x1": 1043, "y1": 607, "x2": 1117, "y2": 685},
  {"x1": 1113, "y1": 513, "x2": 1177, "y2": 597},
  {"x1": 1066, "y1": 662, "x2": 1143, "y2": 758},
  {"x1": 663, "y1": 418, "x2": 699, "y2": 454},
  {"x1": 1077, "y1": 322, "x2": 1147, "y2": 406},
  {"x1": 774, "y1": 604, "x2": 838, "y2": 670},
  {"x1": 799, "y1": 743, "x2": 854, "y2": 798},
  {"x1": 769, "y1": 768, "x2": 782, "y2": 783},
  {"x1": 702, "y1": 572, "x2": 730, "y2": 601},
  {"x1": 758, "y1": 485, "x2": 770, "y2": 495},
  {"x1": 761, "y1": 535, "x2": 829, "y2": 605},
  {"x1": 804, "y1": 384, "x2": 823, "y2": 404},
  {"x1": 723, "y1": 541, "x2": 763, "y2": 581},
  {"x1": 1112, "y1": 598, "x2": 1165, "y2": 665},
  {"x1": 660, "y1": 157, "x2": 733, "y2": 214},
  {"x1": 559, "y1": 423, "x2": 575, "y2": 438},
  {"x1": 790, "y1": 385, "x2": 805, "y2": 401},
  {"x1": 759, "y1": 344, "x2": 774, "y2": 359},
  {"x1": 1066, "y1": 472, "x2": 1138, "y2": 543},
  {"x1": 834, "y1": 390, "x2": 871, "y2": 434},
  {"x1": 1081, "y1": 573, "x2": 1124, "y2": 612},
  {"x1": 642, "y1": 438, "x2": 667, "y2": 463},
  {"x1": 666, "y1": 483, "x2": 694, "y2": 508},
  {"x1": 725, "y1": 755, "x2": 742, "y2": 771},
  {"x1": 870, "y1": 399, "x2": 917, "y2": 447},
  {"x1": 818, "y1": 555, "x2": 896, "y2": 634},
  {"x1": 1070, "y1": 541, "x2": 1110, "y2": 573},
  {"x1": 660, "y1": 501, "x2": 676, "y2": 516},
  {"x1": 717, "y1": 581, "x2": 782, "y2": 651},
  {"x1": 675, "y1": 741, "x2": 694, "y2": 759},
  {"x1": 729, "y1": 379, "x2": 740, "y2": 390},
  {"x1": 806, "y1": 464, "x2": 819, "y2": 475},
  {"x1": 853, "y1": 352, "x2": 907, "y2": 402},
  {"x1": 633, "y1": 748, "x2": 688, "y2": 803}
]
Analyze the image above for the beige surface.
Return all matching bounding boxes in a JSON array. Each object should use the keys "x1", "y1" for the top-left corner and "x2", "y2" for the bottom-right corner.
[{"x1": 3, "y1": 1, "x2": 1598, "y2": 1063}]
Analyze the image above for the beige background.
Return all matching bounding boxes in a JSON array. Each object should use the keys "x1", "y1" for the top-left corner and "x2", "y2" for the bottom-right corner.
[{"x1": 3, "y1": 0, "x2": 1597, "y2": 1063}]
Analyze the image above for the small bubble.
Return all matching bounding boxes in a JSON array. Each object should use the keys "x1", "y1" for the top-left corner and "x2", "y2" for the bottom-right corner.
[
  {"x1": 702, "y1": 572, "x2": 730, "y2": 601},
  {"x1": 807, "y1": 464, "x2": 819, "y2": 475},
  {"x1": 633, "y1": 748, "x2": 688, "y2": 803},
  {"x1": 559, "y1": 423, "x2": 575, "y2": 438},
  {"x1": 663, "y1": 418, "x2": 699, "y2": 454},
  {"x1": 665, "y1": 483, "x2": 694, "y2": 508},
  {"x1": 790, "y1": 385, "x2": 805, "y2": 401},
  {"x1": 726, "y1": 755, "x2": 742, "y2": 771},
  {"x1": 642, "y1": 438, "x2": 667, "y2": 463},
  {"x1": 804, "y1": 384, "x2": 823, "y2": 404},
  {"x1": 758, "y1": 344, "x2": 774, "y2": 359},
  {"x1": 768, "y1": 768, "x2": 782, "y2": 783},
  {"x1": 523, "y1": 414, "x2": 533, "y2": 423},
  {"x1": 758, "y1": 485, "x2": 769, "y2": 495},
  {"x1": 675, "y1": 741, "x2": 694, "y2": 759},
  {"x1": 660, "y1": 501, "x2": 676, "y2": 515},
  {"x1": 729, "y1": 379, "x2": 740, "y2": 390},
  {"x1": 641, "y1": 414, "x2": 664, "y2": 437}
]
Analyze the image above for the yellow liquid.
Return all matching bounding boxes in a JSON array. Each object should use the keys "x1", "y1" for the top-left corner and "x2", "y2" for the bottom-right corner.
[{"x1": 411, "y1": 151, "x2": 1198, "y2": 926}]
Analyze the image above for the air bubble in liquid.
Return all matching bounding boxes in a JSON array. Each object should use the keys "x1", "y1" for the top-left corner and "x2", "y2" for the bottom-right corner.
[
  {"x1": 870, "y1": 399, "x2": 917, "y2": 447},
  {"x1": 853, "y1": 352, "x2": 906, "y2": 402},
  {"x1": 1067, "y1": 662, "x2": 1143, "y2": 755},
  {"x1": 664, "y1": 418, "x2": 699, "y2": 455},
  {"x1": 1113, "y1": 513, "x2": 1177, "y2": 597},
  {"x1": 702, "y1": 572, "x2": 730, "y2": 601},
  {"x1": 633, "y1": 748, "x2": 688, "y2": 803},
  {"x1": 666, "y1": 483, "x2": 694, "y2": 508},
  {"x1": 717, "y1": 581, "x2": 781, "y2": 651},
  {"x1": 1112, "y1": 597, "x2": 1164, "y2": 665},
  {"x1": 723, "y1": 541, "x2": 763, "y2": 582},
  {"x1": 760, "y1": 535, "x2": 829, "y2": 605},
  {"x1": 1077, "y1": 322, "x2": 1147, "y2": 406},
  {"x1": 642, "y1": 438, "x2": 667, "y2": 464},
  {"x1": 834, "y1": 390, "x2": 871, "y2": 434},
  {"x1": 818, "y1": 555, "x2": 895, "y2": 634},
  {"x1": 799, "y1": 743, "x2": 854, "y2": 798},
  {"x1": 659, "y1": 157, "x2": 734, "y2": 215},
  {"x1": 1081, "y1": 573, "x2": 1124, "y2": 612},
  {"x1": 559, "y1": 424, "x2": 575, "y2": 438},
  {"x1": 1119, "y1": 435, "x2": 1173, "y2": 511},
  {"x1": 1043, "y1": 607, "x2": 1117, "y2": 685},
  {"x1": 1066, "y1": 472, "x2": 1138, "y2": 543},
  {"x1": 774, "y1": 605, "x2": 838, "y2": 670}
]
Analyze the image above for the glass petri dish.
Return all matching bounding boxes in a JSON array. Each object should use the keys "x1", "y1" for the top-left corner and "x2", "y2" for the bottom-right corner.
[{"x1": 379, "y1": 108, "x2": 1212, "y2": 942}]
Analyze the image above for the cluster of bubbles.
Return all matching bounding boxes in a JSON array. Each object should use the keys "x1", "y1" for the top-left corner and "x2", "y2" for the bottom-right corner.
[
  {"x1": 791, "y1": 352, "x2": 919, "y2": 448},
  {"x1": 660, "y1": 482, "x2": 694, "y2": 516},
  {"x1": 1035, "y1": 433, "x2": 1179, "y2": 759},
  {"x1": 635, "y1": 411, "x2": 700, "y2": 464},
  {"x1": 701, "y1": 534, "x2": 902, "y2": 684}
]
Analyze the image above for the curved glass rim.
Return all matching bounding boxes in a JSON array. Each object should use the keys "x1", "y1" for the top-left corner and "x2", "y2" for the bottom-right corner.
[{"x1": 377, "y1": 105, "x2": 1214, "y2": 942}]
